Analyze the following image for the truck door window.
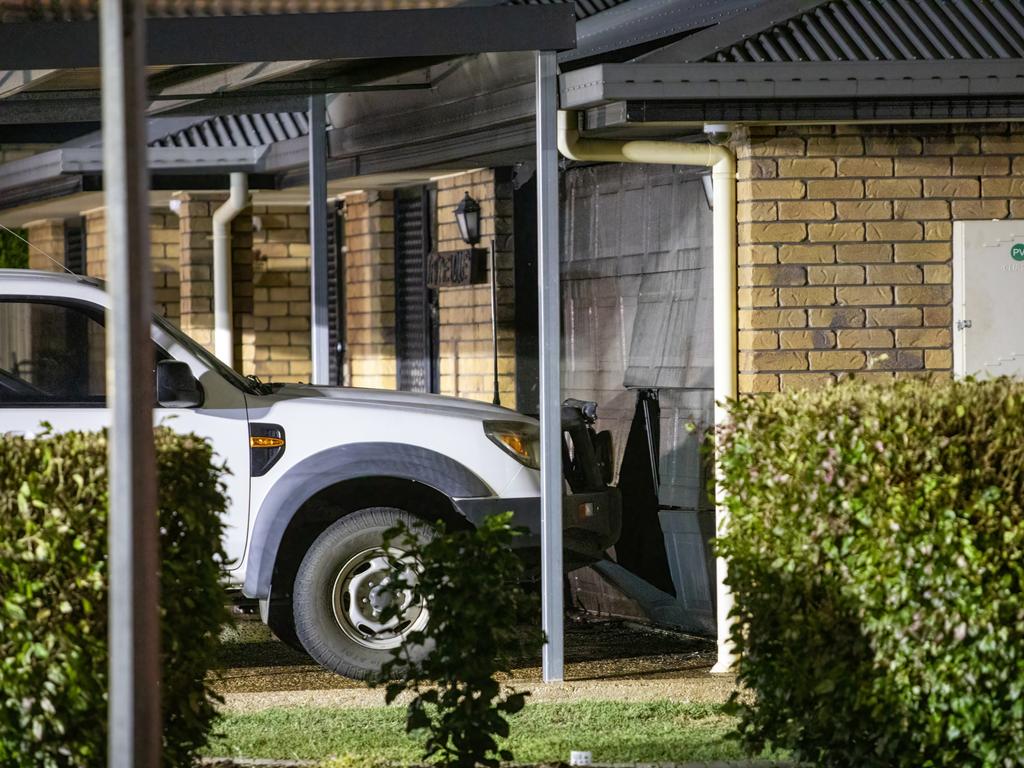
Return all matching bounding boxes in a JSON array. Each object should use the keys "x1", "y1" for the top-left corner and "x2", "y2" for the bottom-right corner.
[{"x1": 0, "y1": 301, "x2": 106, "y2": 406}]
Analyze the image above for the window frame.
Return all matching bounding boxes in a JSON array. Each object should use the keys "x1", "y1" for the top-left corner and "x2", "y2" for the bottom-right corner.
[{"x1": 0, "y1": 295, "x2": 168, "y2": 409}]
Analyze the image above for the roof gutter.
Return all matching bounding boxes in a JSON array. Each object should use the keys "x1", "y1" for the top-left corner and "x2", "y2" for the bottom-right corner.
[
  {"x1": 0, "y1": 146, "x2": 269, "y2": 197},
  {"x1": 557, "y1": 109, "x2": 737, "y2": 673}
]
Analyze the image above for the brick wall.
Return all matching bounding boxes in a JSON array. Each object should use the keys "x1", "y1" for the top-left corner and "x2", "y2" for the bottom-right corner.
[
  {"x1": 343, "y1": 190, "x2": 396, "y2": 389},
  {"x1": 251, "y1": 204, "x2": 311, "y2": 381},
  {"x1": 435, "y1": 170, "x2": 516, "y2": 407},
  {"x1": 83, "y1": 208, "x2": 106, "y2": 280},
  {"x1": 733, "y1": 123, "x2": 1024, "y2": 394},
  {"x1": 151, "y1": 210, "x2": 181, "y2": 321},
  {"x1": 23, "y1": 219, "x2": 64, "y2": 271}
]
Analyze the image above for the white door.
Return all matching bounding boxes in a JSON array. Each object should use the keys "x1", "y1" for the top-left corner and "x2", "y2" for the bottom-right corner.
[
  {"x1": 953, "y1": 220, "x2": 1024, "y2": 378},
  {"x1": 0, "y1": 297, "x2": 252, "y2": 571}
]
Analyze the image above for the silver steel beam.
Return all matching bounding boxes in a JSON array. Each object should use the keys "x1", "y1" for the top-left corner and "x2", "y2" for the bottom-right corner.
[
  {"x1": 100, "y1": 0, "x2": 160, "y2": 766},
  {"x1": 535, "y1": 50, "x2": 563, "y2": 684},
  {"x1": 309, "y1": 92, "x2": 330, "y2": 386}
]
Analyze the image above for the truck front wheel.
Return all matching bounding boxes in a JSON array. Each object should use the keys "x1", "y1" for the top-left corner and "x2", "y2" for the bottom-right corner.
[{"x1": 292, "y1": 507, "x2": 434, "y2": 680}]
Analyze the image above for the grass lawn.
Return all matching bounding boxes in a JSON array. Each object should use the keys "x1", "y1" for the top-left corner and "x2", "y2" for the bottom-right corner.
[{"x1": 206, "y1": 700, "x2": 747, "y2": 763}]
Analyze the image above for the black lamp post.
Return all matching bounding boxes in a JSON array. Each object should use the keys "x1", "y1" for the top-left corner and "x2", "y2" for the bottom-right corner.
[{"x1": 454, "y1": 192, "x2": 481, "y2": 246}]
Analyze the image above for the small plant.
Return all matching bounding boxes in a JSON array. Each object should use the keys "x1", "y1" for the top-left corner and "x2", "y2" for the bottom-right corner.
[{"x1": 374, "y1": 511, "x2": 543, "y2": 768}]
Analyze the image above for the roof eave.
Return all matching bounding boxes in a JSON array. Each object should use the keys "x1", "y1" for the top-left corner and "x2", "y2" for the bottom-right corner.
[{"x1": 560, "y1": 59, "x2": 1024, "y2": 110}]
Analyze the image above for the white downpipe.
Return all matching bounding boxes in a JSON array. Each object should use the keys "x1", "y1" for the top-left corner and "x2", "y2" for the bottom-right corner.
[
  {"x1": 557, "y1": 110, "x2": 738, "y2": 673},
  {"x1": 212, "y1": 172, "x2": 250, "y2": 366}
]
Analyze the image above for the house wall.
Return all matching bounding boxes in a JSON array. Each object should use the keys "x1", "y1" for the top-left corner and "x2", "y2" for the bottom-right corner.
[
  {"x1": 13, "y1": 170, "x2": 519, "y2": 402},
  {"x1": 343, "y1": 190, "x2": 396, "y2": 389},
  {"x1": 340, "y1": 170, "x2": 517, "y2": 406},
  {"x1": 82, "y1": 208, "x2": 106, "y2": 280},
  {"x1": 732, "y1": 122, "x2": 1024, "y2": 393},
  {"x1": 250, "y1": 204, "x2": 311, "y2": 382},
  {"x1": 151, "y1": 210, "x2": 181, "y2": 322},
  {"x1": 23, "y1": 219, "x2": 65, "y2": 271},
  {"x1": 435, "y1": 169, "x2": 517, "y2": 408}
]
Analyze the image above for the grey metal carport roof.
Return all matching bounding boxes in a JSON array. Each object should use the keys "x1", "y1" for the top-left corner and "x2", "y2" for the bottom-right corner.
[
  {"x1": 639, "y1": 0, "x2": 1024, "y2": 64},
  {"x1": 559, "y1": 0, "x2": 1024, "y2": 130},
  {"x1": 0, "y1": 6, "x2": 579, "y2": 762}
]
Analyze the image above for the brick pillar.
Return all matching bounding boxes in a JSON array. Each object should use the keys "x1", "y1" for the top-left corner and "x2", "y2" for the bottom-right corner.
[
  {"x1": 175, "y1": 192, "x2": 253, "y2": 367},
  {"x1": 23, "y1": 219, "x2": 65, "y2": 271},
  {"x1": 343, "y1": 191, "x2": 396, "y2": 388},
  {"x1": 176, "y1": 193, "x2": 218, "y2": 352},
  {"x1": 150, "y1": 209, "x2": 182, "y2": 321},
  {"x1": 83, "y1": 208, "x2": 106, "y2": 280}
]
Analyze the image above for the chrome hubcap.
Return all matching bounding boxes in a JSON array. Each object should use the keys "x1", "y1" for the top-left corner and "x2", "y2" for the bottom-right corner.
[{"x1": 331, "y1": 547, "x2": 426, "y2": 650}]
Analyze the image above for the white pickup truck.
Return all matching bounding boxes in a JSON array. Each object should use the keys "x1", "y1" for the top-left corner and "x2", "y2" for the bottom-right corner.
[{"x1": 0, "y1": 269, "x2": 620, "y2": 679}]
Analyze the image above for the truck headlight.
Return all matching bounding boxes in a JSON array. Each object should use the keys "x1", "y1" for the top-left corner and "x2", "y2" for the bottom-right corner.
[{"x1": 483, "y1": 421, "x2": 541, "y2": 470}]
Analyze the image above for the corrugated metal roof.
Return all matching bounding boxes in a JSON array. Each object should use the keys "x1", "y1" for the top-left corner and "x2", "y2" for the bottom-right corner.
[
  {"x1": 707, "y1": 0, "x2": 1024, "y2": 62},
  {"x1": 509, "y1": 0, "x2": 629, "y2": 21},
  {"x1": 147, "y1": 112, "x2": 309, "y2": 148}
]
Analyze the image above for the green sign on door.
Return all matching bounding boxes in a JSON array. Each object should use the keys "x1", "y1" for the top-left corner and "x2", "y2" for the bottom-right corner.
[{"x1": 1012, "y1": 243, "x2": 1024, "y2": 261}]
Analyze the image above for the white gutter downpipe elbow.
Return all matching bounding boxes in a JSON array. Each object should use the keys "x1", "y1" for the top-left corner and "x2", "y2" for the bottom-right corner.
[
  {"x1": 212, "y1": 172, "x2": 250, "y2": 366},
  {"x1": 558, "y1": 110, "x2": 738, "y2": 673}
]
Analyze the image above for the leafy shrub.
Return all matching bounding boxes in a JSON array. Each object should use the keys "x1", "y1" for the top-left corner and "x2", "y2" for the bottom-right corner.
[
  {"x1": 377, "y1": 511, "x2": 543, "y2": 768},
  {"x1": 0, "y1": 227, "x2": 29, "y2": 269},
  {"x1": 0, "y1": 427, "x2": 231, "y2": 767},
  {"x1": 717, "y1": 378, "x2": 1024, "y2": 767}
]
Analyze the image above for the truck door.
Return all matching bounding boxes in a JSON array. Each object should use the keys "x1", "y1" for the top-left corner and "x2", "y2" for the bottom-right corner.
[{"x1": 0, "y1": 297, "x2": 251, "y2": 571}]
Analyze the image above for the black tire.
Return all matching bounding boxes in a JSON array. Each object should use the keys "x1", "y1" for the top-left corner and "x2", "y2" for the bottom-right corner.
[{"x1": 293, "y1": 507, "x2": 434, "y2": 680}]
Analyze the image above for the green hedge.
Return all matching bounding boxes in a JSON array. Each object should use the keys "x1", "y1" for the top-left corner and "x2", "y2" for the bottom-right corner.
[
  {"x1": 717, "y1": 378, "x2": 1024, "y2": 768},
  {"x1": 0, "y1": 428, "x2": 231, "y2": 767}
]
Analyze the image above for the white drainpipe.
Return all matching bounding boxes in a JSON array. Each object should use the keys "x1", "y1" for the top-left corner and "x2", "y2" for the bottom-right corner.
[
  {"x1": 212, "y1": 172, "x2": 250, "y2": 365},
  {"x1": 557, "y1": 110, "x2": 738, "y2": 673}
]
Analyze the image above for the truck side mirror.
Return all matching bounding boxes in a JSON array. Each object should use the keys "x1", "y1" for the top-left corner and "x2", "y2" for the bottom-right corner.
[{"x1": 156, "y1": 359, "x2": 203, "y2": 408}]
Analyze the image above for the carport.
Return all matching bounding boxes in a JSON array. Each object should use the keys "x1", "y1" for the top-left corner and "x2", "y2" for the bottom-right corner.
[{"x1": 0, "y1": 4, "x2": 574, "y2": 764}]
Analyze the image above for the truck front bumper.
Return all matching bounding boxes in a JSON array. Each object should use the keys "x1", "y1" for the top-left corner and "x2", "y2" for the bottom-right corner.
[{"x1": 454, "y1": 487, "x2": 622, "y2": 572}]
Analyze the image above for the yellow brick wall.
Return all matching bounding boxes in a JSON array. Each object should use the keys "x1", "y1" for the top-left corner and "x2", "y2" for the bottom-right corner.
[
  {"x1": 150, "y1": 210, "x2": 181, "y2": 321},
  {"x1": 734, "y1": 123, "x2": 1024, "y2": 394},
  {"x1": 83, "y1": 208, "x2": 106, "y2": 280},
  {"x1": 435, "y1": 170, "x2": 516, "y2": 407},
  {"x1": 251, "y1": 204, "x2": 311, "y2": 381},
  {"x1": 23, "y1": 219, "x2": 65, "y2": 271},
  {"x1": 343, "y1": 190, "x2": 396, "y2": 389},
  {"x1": 175, "y1": 194, "x2": 217, "y2": 351}
]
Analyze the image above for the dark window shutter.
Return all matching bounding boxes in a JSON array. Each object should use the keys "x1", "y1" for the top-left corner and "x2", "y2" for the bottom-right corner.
[
  {"x1": 325, "y1": 204, "x2": 344, "y2": 386},
  {"x1": 394, "y1": 188, "x2": 436, "y2": 393},
  {"x1": 64, "y1": 218, "x2": 86, "y2": 275}
]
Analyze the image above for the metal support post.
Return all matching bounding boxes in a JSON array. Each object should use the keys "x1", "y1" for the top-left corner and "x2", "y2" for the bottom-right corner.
[
  {"x1": 100, "y1": 0, "x2": 161, "y2": 765},
  {"x1": 309, "y1": 92, "x2": 330, "y2": 385},
  {"x1": 535, "y1": 49, "x2": 563, "y2": 683}
]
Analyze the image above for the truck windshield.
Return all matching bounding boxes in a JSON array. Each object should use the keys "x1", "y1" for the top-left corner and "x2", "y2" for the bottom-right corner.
[{"x1": 153, "y1": 315, "x2": 262, "y2": 396}]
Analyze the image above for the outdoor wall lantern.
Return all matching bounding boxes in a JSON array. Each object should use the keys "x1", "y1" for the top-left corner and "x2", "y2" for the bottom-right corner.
[{"x1": 454, "y1": 192, "x2": 481, "y2": 246}]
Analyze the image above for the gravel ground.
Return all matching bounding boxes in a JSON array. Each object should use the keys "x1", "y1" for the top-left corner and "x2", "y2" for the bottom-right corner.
[{"x1": 212, "y1": 614, "x2": 735, "y2": 713}]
